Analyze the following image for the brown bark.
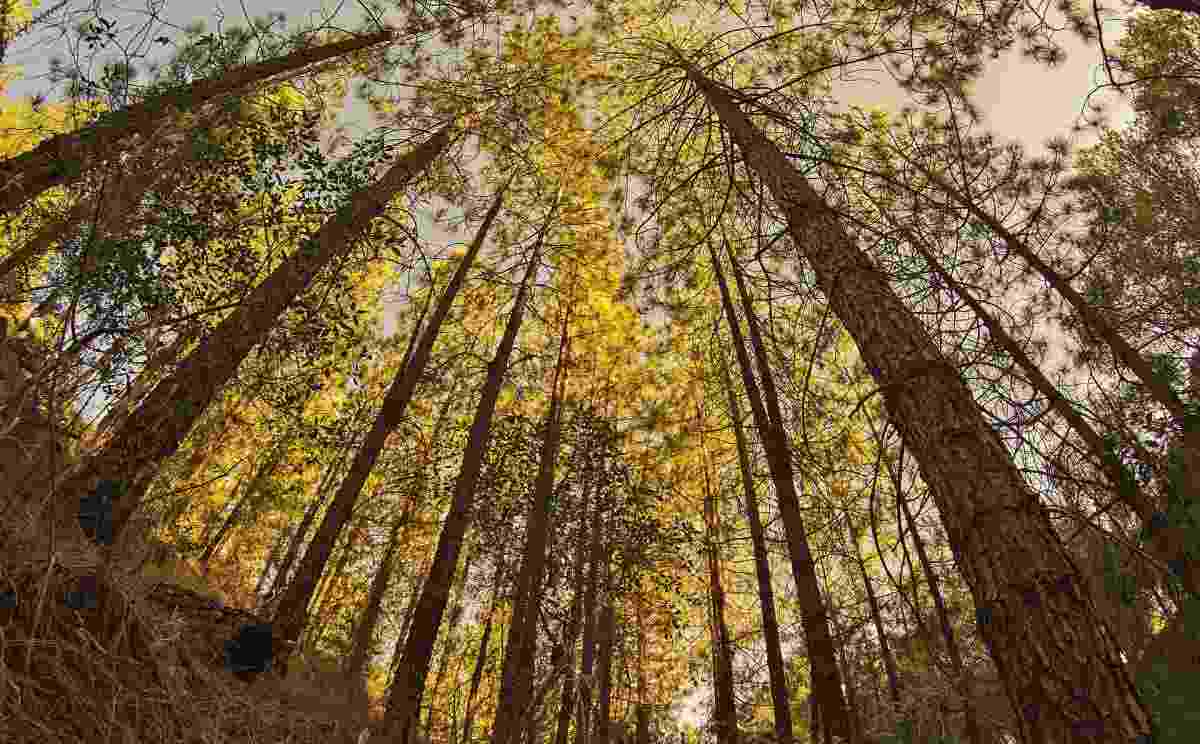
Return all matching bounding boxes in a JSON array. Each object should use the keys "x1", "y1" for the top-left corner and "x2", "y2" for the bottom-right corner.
[
  {"x1": 198, "y1": 437, "x2": 290, "y2": 568},
  {"x1": 553, "y1": 486, "x2": 592, "y2": 744},
  {"x1": 687, "y1": 65, "x2": 1149, "y2": 741},
  {"x1": 427, "y1": 543, "x2": 479, "y2": 738},
  {"x1": 707, "y1": 240, "x2": 852, "y2": 742},
  {"x1": 0, "y1": 100, "x2": 228, "y2": 290},
  {"x1": 382, "y1": 240, "x2": 542, "y2": 744},
  {"x1": 262, "y1": 431, "x2": 355, "y2": 614},
  {"x1": 576, "y1": 480, "x2": 607, "y2": 744},
  {"x1": 390, "y1": 555, "x2": 435, "y2": 679},
  {"x1": 255, "y1": 519, "x2": 291, "y2": 600},
  {"x1": 0, "y1": 29, "x2": 396, "y2": 216},
  {"x1": 462, "y1": 557, "x2": 507, "y2": 744},
  {"x1": 47, "y1": 123, "x2": 452, "y2": 542},
  {"x1": 634, "y1": 596, "x2": 650, "y2": 744},
  {"x1": 273, "y1": 183, "x2": 504, "y2": 652},
  {"x1": 847, "y1": 512, "x2": 902, "y2": 709},
  {"x1": 698, "y1": 397, "x2": 738, "y2": 744},
  {"x1": 343, "y1": 503, "x2": 411, "y2": 704},
  {"x1": 491, "y1": 316, "x2": 570, "y2": 744},
  {"x1": 717, "y1": 358, "x2": 793, "y2": 744},
  {"x1": 893, "y1": 460, "x2": 982, "y2": 744},
  {"x1": 892, "y1": 221, "x2": 1198, "y2": 597},
  {"x1": 594, "y1": 600, "x2": 617, "y2": 744},
  {"x1": 303, "y1": 525, "x2": 360, "y2": 653}
]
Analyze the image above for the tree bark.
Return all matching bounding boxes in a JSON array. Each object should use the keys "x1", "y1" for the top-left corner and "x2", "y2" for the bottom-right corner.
[
  {"x1": 708, "y1": 240, "x2": 852, "y2": 742},
  {"x1": 575, "y1": 482, "x2": 607, "y2": 744},
  {"x1": 462, "y1": 557, "x2": 507, "y2": 744},
  {"x1": 382, "y1": 239, "x2": 543, "y2": 744},
  {"x1": 198, "y1": 437, "x2": 290, "y2": 568},
  {"x1": 893, "y1": 456, "x2": 982, "y2": 744},
  {"x1": 48, "y1": 123, "x2": 452, "y2": 542},
  {"x1": 0, "y1": 29, "x2": 397, "y2": 216},
  {"x1": 553, "y1": 486, "x2": 592, "y2": 744},
  {"x1": 427, "y1": 543, "x2": 479, "y2": 739},
  {"x1": 594, "y1": 601, "x2": 617, "y2": 744},
  {"x1": 343, "y1": 501, "x2": 413, "y2": 705},
  {"x1": 717, "y1": 358, "x2": 793, "y2": 744},
  {"x1": 698, "y1": 397, "x2": 738, "y2": 744},
  {"x1": 492, "y1": 315, "x2": 570, "y2": 744},
  {"x1": 0, "y1": 99, "x2": 230, "y2": 290},
  {"x1": 262, "y1": 430, "x2": 355, "y2": 614},
  {"x1": 892, "y1": 221, "x2": 1198, "y2": 597},
  {"x1": 847, "y1": 511, "x2": 903, "y2": 710},
  {"x1": 688, "y1": 65, "x2": 1150, "y2": 741},
  {"x1": 274, "y1": 184, "x2": 504, "y2": 652}
]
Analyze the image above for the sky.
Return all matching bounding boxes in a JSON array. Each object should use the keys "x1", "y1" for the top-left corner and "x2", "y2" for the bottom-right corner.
[{"x1": 0, "y1": 0, "x2": 1152, "y2": 732}]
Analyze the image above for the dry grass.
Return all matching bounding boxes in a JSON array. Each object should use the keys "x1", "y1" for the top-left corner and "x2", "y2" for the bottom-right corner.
[
  {"x1": 0, "y1": 333, "x2": 394, "y2": 743},
  {"x1": 0, "y1": 489, "x2": 398, "y2": 744}
]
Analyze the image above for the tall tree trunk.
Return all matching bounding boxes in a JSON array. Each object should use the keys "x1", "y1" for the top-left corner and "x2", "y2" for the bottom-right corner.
[
  {"x1": 198, "y1": 437, "x2": 289, "y2": 569},
  {"x1": 390, "y1": 555, "x2": 435, "y2": 680},
  {"x1": 847, "y1": 510, "x2": 902, "y2": 710},
  {"x1": 717, "y1": 358, "x2": 793, "y2": 744},
  {"x1": 427, "y1": 543, "x2": 479, "y2": 740},
  {"x1": 634, "y1": 596, "x2": 650, "y2": 744},
  {"x1": 708, "y1": 241, "x2": 852, "y2": 742},
  {"x1": 343, "y1": 501, "x2": 412, "y2": 706},
  {"x1": 891, "y1": 221, "x2": 1198, "y2": 597},
  {"x1": 554, "y1": 486, "x2": 592, "y2": 744},
  {"x1": 0, "y1": 29, "x2": 397, "y2": 216},
  {"x1": 594, "y1": 601, "x2": 617, "y2": 744},
  {"x1": 492, "y1": 315, "x2": 570, "y2": 744},
  {"x1": 262, "y1": 432, "x2": 354, "y2": 614},
  {"x1": 255, "y1": 520, "x2": 291, "y2": 600},
  {"x1": 273, "y1": 184, "x2": 504, "y2": 653},
  {"x1": 575, "y1": 485, "x2": 607, "y2": 744},
  {"x1": 687, "y1": 62, "x2": 1151, "y2": 742},
  {"x1": 463, "y1": 557, "x2": 507, "y2": 744},
  {"x1": 303, "y1": 527, "x2": 357, "y2": 654},
  {"x1": 893, "y1": 453, "x2": 982, "y2": 744},
  {"x1": 48, "y1": 123, "x2": 453, "y2": 542},
  {"x1": 699, "y1": 397, "x2": 738, "y2": 744},
  {"x1": 382, "y1": 238, "x2": 543, "y2": 744}
]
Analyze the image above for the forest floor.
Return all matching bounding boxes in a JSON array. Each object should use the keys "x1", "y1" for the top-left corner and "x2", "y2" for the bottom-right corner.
[{"x1": 0, "y1": 332, "x2": 391, "y2": 744}]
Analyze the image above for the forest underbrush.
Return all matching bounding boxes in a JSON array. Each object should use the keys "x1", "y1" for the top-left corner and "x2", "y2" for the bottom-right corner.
[{"x1": 0, "y1": 333, "x2": 389, "y2": 744}]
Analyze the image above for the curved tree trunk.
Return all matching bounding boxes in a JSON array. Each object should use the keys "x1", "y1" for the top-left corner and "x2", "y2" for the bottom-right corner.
[
  {"x1": 45, "y1": 123, "x2": 453, "y2": 541},
  {"x1": 274, "y1": 184, "x2": 504, "y2": 653},
  {"x1": 688, "y1": 64, "x2": 1150, "y2": 742}
]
